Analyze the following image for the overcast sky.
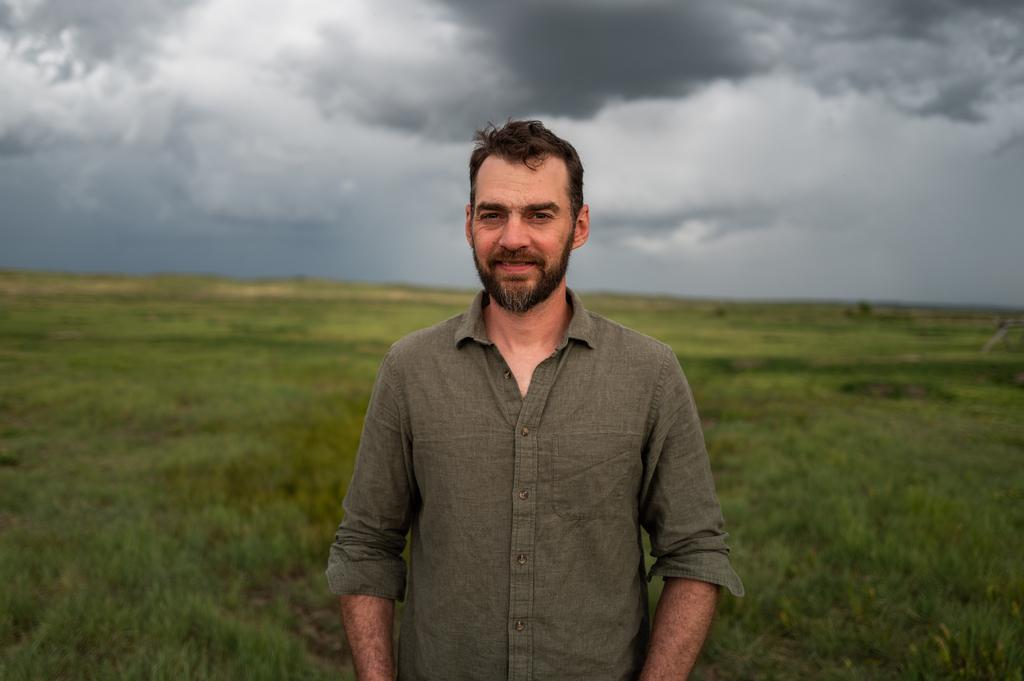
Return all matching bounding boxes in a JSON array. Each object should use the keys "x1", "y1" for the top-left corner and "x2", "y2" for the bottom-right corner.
[{"x1": 2, "y1": 0, "x2": 1023, "y2": 307}]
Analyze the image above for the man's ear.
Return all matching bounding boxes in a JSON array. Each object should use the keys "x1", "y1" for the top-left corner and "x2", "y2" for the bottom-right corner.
[
  {"x1": 572, "y1": 204, "x2": 590, "y2": 250},
  {"x1": 465, "y1": 204, "x2": 473, "y2": 246}
]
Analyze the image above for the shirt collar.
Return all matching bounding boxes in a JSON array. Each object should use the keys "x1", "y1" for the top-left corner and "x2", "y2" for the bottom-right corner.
[{"x1": 454, "y1": 288, "x2": 596, "y2": 350}]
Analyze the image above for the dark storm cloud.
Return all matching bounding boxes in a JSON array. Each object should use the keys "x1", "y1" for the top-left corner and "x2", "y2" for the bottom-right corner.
[
  {"x1": 286, "y1": 0, "x2": 1024, "y2": 137},
  {"x1": 742, "y1": 0, "x2": 1023, "y2": 41},
  {"x1": 287, "y1": 0, "x2": 763, "y2": 138},
  {"x1": 437, "y1": 0, "x2": 761, "y2": 117},
  {"x1": 738, "y1": 0, "x2": 1024, "y2": 123},
  {"x1": 872, "y1": 0, "x2": 1024, "y2": 37},
  {"x1": 915, "y1": 77, "x2": 989, "y2": 123}
]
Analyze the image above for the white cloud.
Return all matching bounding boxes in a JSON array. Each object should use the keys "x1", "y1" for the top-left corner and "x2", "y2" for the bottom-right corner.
[
  {"x1": 552, "y1": 76, "x2": 1001, "y2": 235},
  {"x1": 620, "y1": 219, "x2": 720, "y2": 255},
  {"x1": 549, "y1": 75, "x2": 1024, "y2": 305}
]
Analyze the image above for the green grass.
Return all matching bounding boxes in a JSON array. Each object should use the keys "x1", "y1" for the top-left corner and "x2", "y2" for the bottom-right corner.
[{"x1": 1, "y1": 270, "x2": 1022, "y2": 680}]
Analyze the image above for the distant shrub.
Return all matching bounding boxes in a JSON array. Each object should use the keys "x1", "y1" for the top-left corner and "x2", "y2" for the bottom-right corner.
[{"x1": 845, "y1": 300, "x2": 873, "y2": 318}]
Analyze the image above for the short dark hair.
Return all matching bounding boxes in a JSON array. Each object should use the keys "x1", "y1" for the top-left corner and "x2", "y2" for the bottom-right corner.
[{"x1": 469, "y1": 119, "x2": 584, "y2": 222}]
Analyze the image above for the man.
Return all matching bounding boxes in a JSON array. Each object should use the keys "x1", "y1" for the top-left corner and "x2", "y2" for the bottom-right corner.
[{"x1": 327, "y1": 120, "x2": 743, "y2": 681}]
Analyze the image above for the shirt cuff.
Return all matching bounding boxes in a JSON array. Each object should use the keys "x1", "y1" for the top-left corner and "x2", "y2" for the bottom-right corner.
[
  {"x1": 325, "y1": 550, "x2": 407, "y2": 601},
  {"x1": 648, "y1": 555, "x2": 745, "y2": 597}
]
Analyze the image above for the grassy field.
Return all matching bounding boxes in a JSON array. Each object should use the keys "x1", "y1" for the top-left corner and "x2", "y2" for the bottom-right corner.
[{"x1": 1, "y1": 270, "x2": 1022, "y2": 680}]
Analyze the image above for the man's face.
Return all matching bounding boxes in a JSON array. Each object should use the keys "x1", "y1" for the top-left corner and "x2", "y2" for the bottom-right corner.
[{"x1": 465, "y1": 155, "x2": 589, "y2": 313}]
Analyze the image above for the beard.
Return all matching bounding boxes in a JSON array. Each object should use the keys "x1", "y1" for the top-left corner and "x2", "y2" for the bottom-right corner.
[{"x1": 472, "y1": 229, "x2": 574, "y2": 314}]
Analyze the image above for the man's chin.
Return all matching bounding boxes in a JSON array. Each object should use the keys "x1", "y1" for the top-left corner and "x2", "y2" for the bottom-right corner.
[{"x1": 495, "y1": 281, "x2": 535, "y2": 298}]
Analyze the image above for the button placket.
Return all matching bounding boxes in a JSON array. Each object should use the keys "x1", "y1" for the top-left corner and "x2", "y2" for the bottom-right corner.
[
  {"x1": 506, "y1": 349, "x2": 569, "y2": 681},
  {"x1": 508, "y1": 376, "x2": 547, "y2": 680}
]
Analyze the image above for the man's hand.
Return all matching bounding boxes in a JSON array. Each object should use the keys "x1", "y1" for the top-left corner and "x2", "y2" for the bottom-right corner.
[
  {"x1": 638, "y1": 578, "x2": 720, "y2": 681},
  {"x1": 339, "y1": 594, "x2": 396, "y2": 681}
]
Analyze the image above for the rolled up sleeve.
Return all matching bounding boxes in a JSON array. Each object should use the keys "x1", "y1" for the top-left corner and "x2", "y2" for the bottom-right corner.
[
  {"x1": 640, "y1": 349, "x2": 745, "y2": 597},
  {"x1": 326, "y1": 351, "x2": 417, "y2": 601}
]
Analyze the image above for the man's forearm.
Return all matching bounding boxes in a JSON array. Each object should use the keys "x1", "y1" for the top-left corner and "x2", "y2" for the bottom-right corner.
[
  {"x1": 639, "y1": 578, "x2": 720, "y2": 681},
  {"x1": 339, "y1": 594, "x2": 396, "y2": 681}
]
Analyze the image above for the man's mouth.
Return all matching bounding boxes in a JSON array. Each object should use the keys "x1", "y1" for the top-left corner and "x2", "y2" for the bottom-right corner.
[{"x1": 492, "y1": 259, "x2": 540, "y2": 272}]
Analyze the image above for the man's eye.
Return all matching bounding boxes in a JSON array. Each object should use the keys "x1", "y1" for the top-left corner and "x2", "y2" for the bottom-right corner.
[
  {"x1": 531, "y1": 213, "x2": 553, "y2": 220},
  {"x1": 479, "y1": 213, "x2": 500, "y2": 220}
]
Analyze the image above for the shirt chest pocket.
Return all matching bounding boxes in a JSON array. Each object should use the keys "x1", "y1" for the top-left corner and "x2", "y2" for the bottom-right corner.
[{"x1": 545, "y1": 433, "x2": 642, "y2": 521}]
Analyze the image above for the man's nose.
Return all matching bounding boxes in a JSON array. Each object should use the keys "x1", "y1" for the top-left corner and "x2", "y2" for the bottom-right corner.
[{"x1": 498, "y1": 213, "x2": 530, "y2": 251}]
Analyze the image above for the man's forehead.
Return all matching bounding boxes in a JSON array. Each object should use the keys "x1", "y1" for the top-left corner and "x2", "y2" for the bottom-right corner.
[{"x1": 474, "y1": 155, "x2": 570, "y2": 205}]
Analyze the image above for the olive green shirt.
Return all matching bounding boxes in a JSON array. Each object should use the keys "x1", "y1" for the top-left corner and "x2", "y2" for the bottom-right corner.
[{"x1": 327, "y1": 289, "x2": 743, "y2": 681}]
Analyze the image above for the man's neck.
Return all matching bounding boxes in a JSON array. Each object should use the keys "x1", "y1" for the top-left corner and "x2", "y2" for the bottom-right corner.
[{"x1": 482, "y1": 281, "x2": 572, "y2": 355}]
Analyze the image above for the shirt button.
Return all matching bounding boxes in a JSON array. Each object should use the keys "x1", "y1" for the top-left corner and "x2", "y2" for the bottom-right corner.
[
  {"x1": 520, "y1": 427, "x2": 529, "y2": 436},
  {"x1": 515, "y1": 620, "x2": 526, "y2": 632},
  {"x1": 517, "y1": 489, "x2": 529, "y2": 500},
  {"x1": 516, "y1": 554, "x2": 528, "y2": 565}
]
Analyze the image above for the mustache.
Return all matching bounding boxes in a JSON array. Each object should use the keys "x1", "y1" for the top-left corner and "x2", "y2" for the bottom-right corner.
[{"x1": 487, "y1": 248, "x2": 543, "y2": 266}]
